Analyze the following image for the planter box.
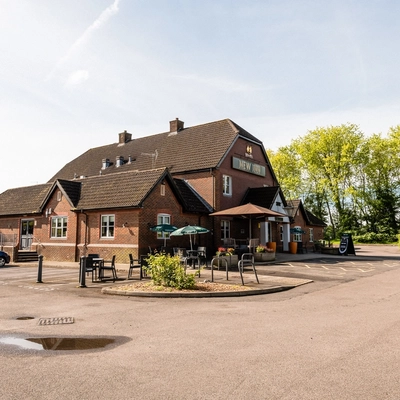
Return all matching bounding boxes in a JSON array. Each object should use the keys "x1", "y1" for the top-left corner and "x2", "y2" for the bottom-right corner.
[
  {"x1": 254, "y1": 252, "x2": 276, "y2": 262},
  {"x1": 212, "y1": 255, "x2": 238, "y2": 268}
]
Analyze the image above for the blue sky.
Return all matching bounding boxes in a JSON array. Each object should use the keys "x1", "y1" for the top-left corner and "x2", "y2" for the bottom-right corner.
[{"x1": 1, "y1": 0, "x2": 400, "y2": 193}]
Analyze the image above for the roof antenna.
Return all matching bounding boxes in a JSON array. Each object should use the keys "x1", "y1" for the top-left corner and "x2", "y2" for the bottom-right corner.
[{"x1": 141, "y1": 149, "x2": 158, "y2": 168}]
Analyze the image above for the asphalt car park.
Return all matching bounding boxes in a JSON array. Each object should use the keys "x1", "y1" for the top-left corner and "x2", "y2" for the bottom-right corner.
[{"x1": 1, "y1": 245, "x2": 399, "y2": 297}]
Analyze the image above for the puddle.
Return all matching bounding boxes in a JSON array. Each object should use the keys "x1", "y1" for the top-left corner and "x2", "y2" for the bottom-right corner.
[
  {"x1": 16, "y1": 316, "x2": 35, "y2": 320},
  {"x1": 0, "y1": 337, "x2": 115, "y2": 351}
]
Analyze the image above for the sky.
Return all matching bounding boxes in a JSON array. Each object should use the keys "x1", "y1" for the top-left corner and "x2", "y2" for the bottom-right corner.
[{"x1": 1, "y1": 0, "x2": 400, "y2": 194}]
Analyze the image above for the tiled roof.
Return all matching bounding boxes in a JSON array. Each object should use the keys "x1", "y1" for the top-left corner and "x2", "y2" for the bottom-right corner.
[
  {"x1": 173, "y1": 179, "x2": 213, "y2": 214},
  {"x1": 75, "y1": 169, "x2": 168, "y2": 210},
  {"x1": 0, "y1": 183, "x2": 52, "y2": 216},
  {"x1": 241, "y1": 186, "x2": 283, "y2": 209},
  {"x1": 0, "y1": 169, "x2": 213, "y2": 216},
  {"x1": 287, "y1": 199, "x2": 326, "y2": 227},
  {"x1": 48, "y1": 119, "x2": 263, "y2": 182},
  {"x1": 57, "y1": 180, "x2": 81, "y2": 207},
  {"x1": 305, "y1": 209, "x2": 327, "y2": 227}
]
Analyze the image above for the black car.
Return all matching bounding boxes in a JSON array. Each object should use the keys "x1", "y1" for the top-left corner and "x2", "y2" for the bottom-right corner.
[{"x1": 0, "y1": 251, "x2": 10, "y2": 267}]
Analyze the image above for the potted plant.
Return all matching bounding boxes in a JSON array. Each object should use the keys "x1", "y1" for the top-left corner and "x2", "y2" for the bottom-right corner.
[
  {"x1": 212, "y1": 247, "x2": 238, "y2": 267},
  {"x1": 254, "y1": 245, "x2": 276, "y2": 261}
]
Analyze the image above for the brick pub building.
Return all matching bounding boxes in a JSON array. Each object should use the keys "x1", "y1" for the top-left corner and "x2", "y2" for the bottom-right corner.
[{"x1": 0, "y1": 118, "x2": 324, "y2": 263}]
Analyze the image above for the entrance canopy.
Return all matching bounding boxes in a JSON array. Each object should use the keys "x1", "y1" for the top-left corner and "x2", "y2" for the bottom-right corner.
[
  {"x1": 210, "y1": 203, "x2": 287, "y2": 239},
  {"x1": 210, "y1": 203, "x2": 286, "y2": 218}
]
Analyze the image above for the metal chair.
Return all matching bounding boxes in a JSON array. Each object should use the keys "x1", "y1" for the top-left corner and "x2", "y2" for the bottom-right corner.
[
  {"x1": 248, "y1": 238, "x2": 259, "y2": 253},
  {"x1": 127, "y1": 254, "x2": 142, "y2": 280},
  {"x1": 197, "y1": 246, "x2": 208, "y2": 268},
  {"x1": 223, "y1": 238, "x2": 237, "y2": 249},
  {"x1": 140, "y1": 255, "x2": 149, "y2": 277},
  {"x1": 84, "y1": 256, "x2": 96, "y2": 282},
  {"x1": 87, "y1": 253, "x2": 100, "y2": 281},
  {"x1": 173, "y1": 248, "x2": 188, "y2": 270},
  {"x1": 237, "y1": 253, "x2": 259, "y2": 285},
  {"x1": 99, "y1": 255, "x2": 117, "y2": 282}
]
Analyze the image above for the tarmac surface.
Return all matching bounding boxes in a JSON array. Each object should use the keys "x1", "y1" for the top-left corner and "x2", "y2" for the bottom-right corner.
[
  {"x1": 17, "y1": 244, "x2": 400, "y2": 297},
  {"x1": 2, "y1": 244, "x2": 400, "y2": 399}
]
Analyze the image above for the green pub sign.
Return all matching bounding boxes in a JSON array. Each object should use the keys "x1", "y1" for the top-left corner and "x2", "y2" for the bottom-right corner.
[{"x1": 232, "y1": 157, "x2": 266, "y2": 177}]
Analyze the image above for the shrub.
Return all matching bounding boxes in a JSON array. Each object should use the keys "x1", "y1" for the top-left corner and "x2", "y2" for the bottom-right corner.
[
  {"x1": 145, "y1": 253, "x2": 196, "y2": 290},
  {"x1": 352, "y1": 232, "x2": 398, "y2": 244}
]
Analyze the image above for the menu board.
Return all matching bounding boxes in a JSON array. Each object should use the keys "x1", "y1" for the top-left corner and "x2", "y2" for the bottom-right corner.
[{"x1": 338, "y1": 233, "x2": 356, "y2": 256}]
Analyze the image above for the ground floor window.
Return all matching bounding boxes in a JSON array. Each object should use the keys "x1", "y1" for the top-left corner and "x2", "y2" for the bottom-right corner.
[
  {"x1": 157, "y1": 214, "x2": 171, "y2": 240},
  {"x1": 309, "y1": 228, "x2": 314, "y2": 242},
  {"x1": 221, "y1": 220, "x2": 230, "y2": 240},
  {"x1": 51, "y1": 216, "x2": 67, "y2": 238},
  {"x1": 101, "y1": 215, "x2": 115, "y2": 238},
  {"x1": 294, "y1": 226, "x2": 302, "y2": 242}
]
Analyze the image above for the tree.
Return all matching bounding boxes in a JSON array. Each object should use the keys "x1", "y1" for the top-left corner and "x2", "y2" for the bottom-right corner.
[
  {"x1": 266, "y1": 145, "x2": 303, "y2": 200},
  {"x1": 292, "y1": 124, "x2": 365, "y2": 236}
]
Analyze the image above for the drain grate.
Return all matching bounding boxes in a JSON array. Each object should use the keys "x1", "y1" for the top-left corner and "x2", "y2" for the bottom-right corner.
[{"x1": 38, "y1": 317, "x2": 74, "y2": 326}]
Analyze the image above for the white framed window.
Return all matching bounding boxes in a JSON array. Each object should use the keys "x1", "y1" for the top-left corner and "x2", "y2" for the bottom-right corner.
[
  {"x1": 157, "y1": 214, "x2": 171, "y2": 240},
  {"x1": 294, "y1": 226, "x2": 302, "y2": 242},
  {"x1": 221, "y1": 220, "x2": 230, "y2": 240},
  {"x1": 222, "y1": 175, "x2": 232, "y2": 196},
  {"x1": 101, "y1": 215, "x2": 115, "y2": 238},
  {"x1": 51, "y1": 216, "x2": 67, "y2": 238},
  {"x1": 160, "y1": 183, "x2": 165, "y2": 196},
  {"x1": 309, "y1": 228, "x2": 314, "y2": 242}
]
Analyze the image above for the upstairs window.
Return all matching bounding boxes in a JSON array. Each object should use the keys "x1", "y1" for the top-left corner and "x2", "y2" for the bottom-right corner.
[
  {"x1": 309, "y1": 228, "x2": 314, "y2": 242},
  {"x1": 51, "y1": 216, "x2": 67, "y2": 238},
  {"x1": 222, "y1": 175, "x2": 232, "y2": 196},
  {"x1": 101, "y1": 215, "x2": 115, "y2": 238}
]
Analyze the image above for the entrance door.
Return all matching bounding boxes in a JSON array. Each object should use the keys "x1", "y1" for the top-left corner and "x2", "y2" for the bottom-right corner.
[{"x1": 20, "y1": 219, "x2": 34, "y2": 250}]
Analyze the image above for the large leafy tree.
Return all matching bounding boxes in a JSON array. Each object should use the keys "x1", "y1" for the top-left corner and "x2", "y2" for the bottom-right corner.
[
  {"x1": 266, "y1": 145, "x2": 303, "y2": 200},
  {"x1": 267, "y1": 123, "x2": 400, "y2": 240},
  {"x1": 292, "y1": 124, "x2": 365, "y2": 236}
]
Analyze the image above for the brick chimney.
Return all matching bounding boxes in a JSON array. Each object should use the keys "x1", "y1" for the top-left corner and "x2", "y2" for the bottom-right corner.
[
  {"x1": 169, "y1": 118, "x2": 184, "y2": 133},
  {"x1": 118, "y1": 130, "x2": 132, "y2": 145}
]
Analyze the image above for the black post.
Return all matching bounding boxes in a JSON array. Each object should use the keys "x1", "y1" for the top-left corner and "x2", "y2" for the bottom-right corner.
[
  {"x1": 36, "y1": 255, "x2": 43, "y2": 283},
  {"x1": 79, "y1": 256, "x2": 86, "y2": 288}
]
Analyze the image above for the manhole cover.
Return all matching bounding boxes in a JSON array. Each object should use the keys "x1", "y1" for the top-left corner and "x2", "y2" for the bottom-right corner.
[{"x1": 38, "y1": 317, "x2": 74, "y2": 325}]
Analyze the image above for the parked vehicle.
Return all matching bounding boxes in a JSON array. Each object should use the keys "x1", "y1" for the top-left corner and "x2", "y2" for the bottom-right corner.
[{"x1": 0, "y1": 251, "x2": 10, "y2": 267}]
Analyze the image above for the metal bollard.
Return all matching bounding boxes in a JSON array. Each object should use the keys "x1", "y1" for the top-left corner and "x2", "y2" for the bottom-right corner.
[
  {"x1": 79, "y1": 256, "x2": 86, "y2": 288},
  {"x1": 36, "y1": 255, "x2": 43, "y2": 283}
]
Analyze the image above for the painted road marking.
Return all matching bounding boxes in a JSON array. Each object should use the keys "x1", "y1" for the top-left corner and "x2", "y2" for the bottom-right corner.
[{"x1": 320, "y1": 265, "x2": 329, "y2": 270}]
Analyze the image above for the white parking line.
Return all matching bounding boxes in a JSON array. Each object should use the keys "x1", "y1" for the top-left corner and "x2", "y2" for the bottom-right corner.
[
  {"x1": 320, "y1": 265, "x2": 329, "y2": 270},
  {"x1": 304, "y1": 264, "x2": 311, "y2": 269},
  {"x1": 339, "y1": 267, "x2": 347, "y2": 271}
]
